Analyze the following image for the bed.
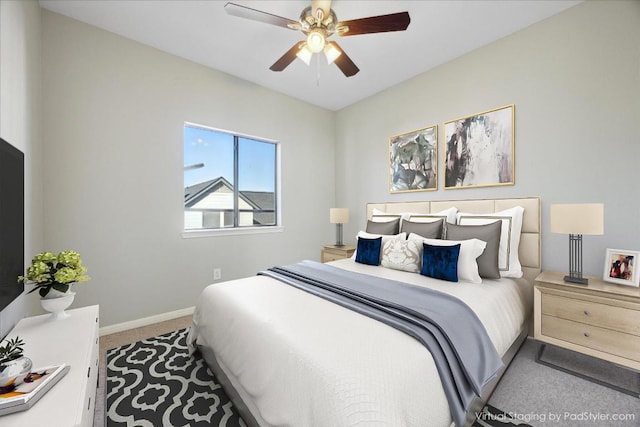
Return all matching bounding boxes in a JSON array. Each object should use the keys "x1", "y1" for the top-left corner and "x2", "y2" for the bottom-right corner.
[{"x1": 188, "y1": 197, "x2": 541, "y2": 427}]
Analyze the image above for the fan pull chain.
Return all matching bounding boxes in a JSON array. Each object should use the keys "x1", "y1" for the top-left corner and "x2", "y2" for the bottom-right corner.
[{"x1": 316, "y1": 54, "x2": 321, "y2": 87}]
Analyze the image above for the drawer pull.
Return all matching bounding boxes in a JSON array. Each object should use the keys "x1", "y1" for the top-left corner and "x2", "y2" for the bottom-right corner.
[
  {"x1": 583, "y1": 310, "x2": 590, "y2": 316},
  {"x1": 583, "y1": 332, "x2": 590, "y2": 338}
]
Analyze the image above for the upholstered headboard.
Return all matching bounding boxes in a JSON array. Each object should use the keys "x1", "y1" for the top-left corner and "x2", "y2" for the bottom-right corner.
[{"x1": 366, "y1": 197, "x2": 541, "y2": 282}]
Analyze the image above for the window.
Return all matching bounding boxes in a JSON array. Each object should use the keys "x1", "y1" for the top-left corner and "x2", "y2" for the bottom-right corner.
[{"x1": 183, "y1": 123, "x2": 279, "y2": 232}]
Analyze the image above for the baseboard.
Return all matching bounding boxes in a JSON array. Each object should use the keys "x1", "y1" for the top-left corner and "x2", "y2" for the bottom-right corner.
[{"x1": 99, "y1": 306, "x2": 195, "y2": 336}]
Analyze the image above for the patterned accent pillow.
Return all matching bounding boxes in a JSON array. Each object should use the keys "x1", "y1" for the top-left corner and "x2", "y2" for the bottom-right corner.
[
  {"x1": 381, "y1": 238, "x2": 421, "y2": 273},
  {"x1": 420, "y1": 243, "x2": 461, "y2": 282}
]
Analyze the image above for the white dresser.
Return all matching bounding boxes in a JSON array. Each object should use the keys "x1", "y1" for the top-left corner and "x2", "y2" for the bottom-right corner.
[{"x1": 1, "y1": 305, "x2": 99, "y2": 427}]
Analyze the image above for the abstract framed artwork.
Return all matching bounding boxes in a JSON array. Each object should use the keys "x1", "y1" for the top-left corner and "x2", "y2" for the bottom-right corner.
[
  {"x1": 389, "y1": 125, "x2": 437, "y2": 193},
  {"x1": 444, "y1": 104, "x2": 514, "y2": 189},
  {"x1": 603, "y1": 248, "x2": 640, "y2": 287}
]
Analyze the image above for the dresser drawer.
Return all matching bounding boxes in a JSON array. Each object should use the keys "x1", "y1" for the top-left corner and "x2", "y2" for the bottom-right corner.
[
  {"x1": 541, "y1": 315, "x2": 640, "y2": 362},
  {"x1": 541, "y1": 293, "x2": 640, "y2": 336}
]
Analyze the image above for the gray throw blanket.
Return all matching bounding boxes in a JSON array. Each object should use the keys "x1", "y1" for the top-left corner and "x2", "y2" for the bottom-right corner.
[{"x1": 259, "y1": 260, "x2": 503, "y2": 427}]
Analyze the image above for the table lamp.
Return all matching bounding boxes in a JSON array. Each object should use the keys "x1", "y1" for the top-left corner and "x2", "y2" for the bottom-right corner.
[
  {"x1": 329, "y1": 208, "x2": 349, "y2": 246},
  {"x1": 550, "y1": 203, "x2": 604, "y2": 285}
]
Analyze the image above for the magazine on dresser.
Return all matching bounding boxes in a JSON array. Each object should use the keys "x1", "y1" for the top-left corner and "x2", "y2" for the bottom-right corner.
[{"x1": 0, "y1": 364, "x2": 70, "y2": 416}]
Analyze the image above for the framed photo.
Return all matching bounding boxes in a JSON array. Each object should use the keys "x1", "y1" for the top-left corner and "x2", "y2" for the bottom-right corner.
[
  {"x1": 603, "y1": 248, "x2": 640, "y2": 287},
  {"x1": 444, "y1": 104, "x2": 514, "y2": 189},
  {"x1": 389, "y1": 125, "x2": 437, "y2": 193}
]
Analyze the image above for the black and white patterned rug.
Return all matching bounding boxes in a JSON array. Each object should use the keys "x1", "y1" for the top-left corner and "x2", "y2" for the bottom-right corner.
[
  {"x1": 106, "y1": 328, "x2": 528, "y2": 427},
  {"x1": 106, "y1": 328, "x2": 246, "y2": 426}
]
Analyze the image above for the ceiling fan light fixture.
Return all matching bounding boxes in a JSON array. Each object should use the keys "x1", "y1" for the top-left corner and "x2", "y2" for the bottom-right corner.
[
  {"x1": 306, "y1": 29, "x2": 326, "y2": 53},
  {"x1": 324, "y1": 43, "x2": 341, "y2": 64},
  {"x1": 225, "y1": 2, "x2": 410, "y2": 77},
  {"x1": 296, "y1": 43, "x2": 313, "y2": 65}
]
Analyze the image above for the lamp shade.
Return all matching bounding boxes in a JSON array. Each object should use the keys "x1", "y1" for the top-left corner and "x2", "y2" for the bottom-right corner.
[
  {"x1": 296, "y1": 44, "x2": 312, "y2": 65},
  {"x1": 324, "y1": 43, "x2": 341, "y2": 64},
  {"x1": 329, "y1": 208, "x2": 349, "y2": 224},
  {"x1": 550, "y1": 203, "x2": 604, "y2": 235}
]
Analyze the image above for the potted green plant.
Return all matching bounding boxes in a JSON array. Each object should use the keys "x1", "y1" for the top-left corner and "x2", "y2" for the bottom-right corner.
[
  {"x1": 0, "y1": 336, "x2": 31, "y2": 389},
  {"x1": 18, "y1": 250, "x2": 90, "y2": 298},
  {"x1": 18, "y1": 250, "x2": 90, "y2": 320}
]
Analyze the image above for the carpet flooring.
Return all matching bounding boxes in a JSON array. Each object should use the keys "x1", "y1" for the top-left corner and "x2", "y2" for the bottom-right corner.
[
  {"x1": 487, "y1": 339, "x2": 639, "y2": 427},
  {"x1": 106, "y1": 328, "x2": 531, "y2": 426}
]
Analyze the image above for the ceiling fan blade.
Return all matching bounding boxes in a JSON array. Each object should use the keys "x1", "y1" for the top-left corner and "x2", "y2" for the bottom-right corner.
[
  {"x1": 328, "y1": 42, "x2": 359, "y2": 77},
  {"x1": 270, "y1": 42, "x2": 305, "y2": 72},
  {"x1": 224, "y1": 2, "x2": 300, "y2": 30},
  {"x1": 337, "y1": 12, "x2": 410, "y2": 36},
  {"x1": 311, "y1": 0, "x2": 332, "y2": 21}
]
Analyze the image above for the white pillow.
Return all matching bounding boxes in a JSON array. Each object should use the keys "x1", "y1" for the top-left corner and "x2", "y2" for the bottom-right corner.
[
  {"x1": 370, "y1": 213, "x2": 402, "y2": 222},
  {"x1": 381, "y1": 238, "x2": 421, "y2": 273},
  {"x1": 352, "y1": 231, "x2": 407, "y2": 260},
  {"x1": 408, "y1": 233, "x2": 486, "y2": 284},
  {"x1": 456, "y1": 206, "x2": 524, "y2": 278},
  {"x1": 431, "y1": 207, "x2": 458, "y2": 224},
  {"x1": 373, "y1": 207, "x2": 458, "y2": 224}
]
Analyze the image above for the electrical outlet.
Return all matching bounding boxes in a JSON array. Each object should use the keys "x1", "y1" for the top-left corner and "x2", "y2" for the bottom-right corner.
[{"x1": 213, "y1": 268, "x2": 221, "y2": 281}]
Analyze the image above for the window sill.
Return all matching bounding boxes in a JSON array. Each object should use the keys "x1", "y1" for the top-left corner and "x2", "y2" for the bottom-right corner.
[{"x1": 181, "y1": 226, "x2": 284, "y2": 239}]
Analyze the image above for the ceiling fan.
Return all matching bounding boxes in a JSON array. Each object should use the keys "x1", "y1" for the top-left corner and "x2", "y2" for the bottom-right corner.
[{"x1": 224, "y1": 0, "x2": 410, "y2": 77}]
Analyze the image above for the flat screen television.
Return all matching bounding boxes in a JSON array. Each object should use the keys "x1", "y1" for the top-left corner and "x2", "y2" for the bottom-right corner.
[{"x1": 0, "y1": 137, "x2": 24, "y2": 312}]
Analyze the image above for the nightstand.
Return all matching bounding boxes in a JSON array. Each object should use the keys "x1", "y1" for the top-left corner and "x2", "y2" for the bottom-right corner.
[
  {"x1": 321, "y1": 244, "x2": 356, "y2": 263},
  {"x1": 534, "y1": 271, "x2": 640, "y2": 395}
]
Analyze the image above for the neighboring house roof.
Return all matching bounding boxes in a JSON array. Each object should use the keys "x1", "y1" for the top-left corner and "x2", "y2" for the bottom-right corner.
[
  {"x1": 240, "y1": 191, "x2": 275, "y2": 211},
  {"x1": 184, "y1": 178, "x2": 275, "y2": 225},
  {"x1": 184, "y1": 177, "x2": 259, "y2": 209}
]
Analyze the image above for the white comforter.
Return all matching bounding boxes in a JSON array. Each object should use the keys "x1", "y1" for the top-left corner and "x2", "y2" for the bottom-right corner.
[{"x1": 189, "y1": 259, "x2": 532, "y2": 427}]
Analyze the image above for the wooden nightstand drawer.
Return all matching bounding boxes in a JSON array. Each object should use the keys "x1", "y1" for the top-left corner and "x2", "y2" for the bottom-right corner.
[
  {"x1": 541, "y1": 315, "x2": 640, "y2": 362},
  {"x1": 541, "y1": 293, "x2": 640, "y2": 335},
  {"x1": 322, "y1": 252, "x2": 347, "y2": 262},
  {"x1": 321, "y1": 245, "x2": 355, "y2": 263}
]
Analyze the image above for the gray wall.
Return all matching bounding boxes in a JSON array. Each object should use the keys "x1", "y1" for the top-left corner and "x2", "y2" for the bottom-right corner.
[
  {"x1": 41, "y1": 11, "x2": 336, "y2": 327},
  {"x1": 9, "y1": 1, "x2": 640, "y2": 330},
  {"x1": 0, "y1": 0, "x2": 44, "y2": 337},
  {"x1": 335, "y1": 0, "x2": 640, "y2": 277}
]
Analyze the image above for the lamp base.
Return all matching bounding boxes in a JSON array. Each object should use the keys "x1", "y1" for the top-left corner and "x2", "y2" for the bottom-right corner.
[
  {"x1": 335, "y1": 223, "x2": 344, "y2": 247},
  {"x1": 563, "y1": 275, "x2": 588, "y2": 285}
]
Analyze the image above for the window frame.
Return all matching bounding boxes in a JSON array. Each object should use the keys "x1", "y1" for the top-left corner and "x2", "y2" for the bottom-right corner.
[{"x1": 182, "y1": 122, "x2": 282, "y2": 238}]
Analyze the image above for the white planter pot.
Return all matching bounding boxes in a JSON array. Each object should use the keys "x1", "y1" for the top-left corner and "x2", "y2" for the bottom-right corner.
[
  {"x1": 42, "y1": 287, "x2": 70, "y2": 299},
  {"x1": 40, "y1": 292, "x2": 75, "y2": 321}
]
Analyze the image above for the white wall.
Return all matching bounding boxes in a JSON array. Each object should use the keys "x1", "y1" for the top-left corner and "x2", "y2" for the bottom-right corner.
[
  {"x1": 0, "y1": 0, "x2": 43, "y2": 337},
  {"x1": 41, "y1": 11, "x2": 336, "y2": 327},
  {"x1": 335, "y1": 0, "x2": 640, "y2": 277}
]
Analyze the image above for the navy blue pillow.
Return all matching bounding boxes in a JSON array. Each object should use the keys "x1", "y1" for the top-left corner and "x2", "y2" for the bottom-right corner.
[
  {"x1": 355, "y1": 237, "x2": 383, "y2": 266},
  {"x1": 421, "y1": 243, "x2": 461, "y2": 282}
]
